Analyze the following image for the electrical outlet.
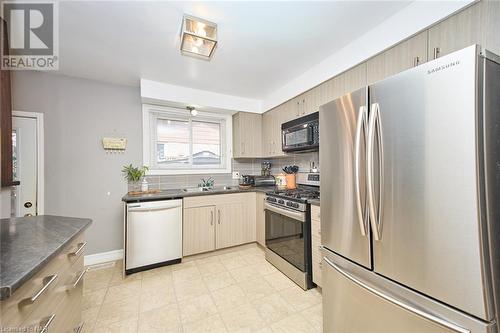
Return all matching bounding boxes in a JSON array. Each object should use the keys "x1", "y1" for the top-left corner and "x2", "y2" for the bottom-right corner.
[{"x1": 232, "y1": 171, "x2": 240, "y2": 179}]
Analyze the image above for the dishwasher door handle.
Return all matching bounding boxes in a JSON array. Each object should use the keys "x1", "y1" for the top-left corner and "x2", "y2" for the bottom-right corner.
[{"x1": 128, "y1": 203, "x2": 182, "y2": 212}]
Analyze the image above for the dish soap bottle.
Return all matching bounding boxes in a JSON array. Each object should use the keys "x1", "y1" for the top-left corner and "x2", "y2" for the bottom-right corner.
[{"x1": 141, "y1": 178, "x2": 149, "y2": 192}]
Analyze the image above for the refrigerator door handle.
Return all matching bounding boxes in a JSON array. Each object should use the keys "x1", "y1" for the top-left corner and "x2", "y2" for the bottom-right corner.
[
  {"x1": 367, "y1": 103, "x2": 384, "y2": 240},
  {"x1": 354, "y1": 105, "x2": 368, "y2": 236},
  {"x1": 323, "y1": 256, "x2": 471, "y2": 333}
]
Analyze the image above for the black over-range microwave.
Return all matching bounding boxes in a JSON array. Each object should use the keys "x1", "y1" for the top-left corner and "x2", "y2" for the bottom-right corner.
[{"x1": 281, "y1": 112, "x2": 319, "y2": 152}]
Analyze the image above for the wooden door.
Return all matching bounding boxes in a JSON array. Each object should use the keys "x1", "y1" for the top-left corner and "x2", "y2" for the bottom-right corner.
[
  {"x1": 183, "y1": 206, "x2": 216, "y2": 256},
  {"x1": 367, "y1": 31, "x2": 428, "y2": 84},
  {"x1": 427, "y1": 2, "x2": 482, "y2": 60},
  {"x1": 1, "y1": 18, "x2": 16, "y2": 187},
  {"x1": 216, "y1": 201, "x2": 251, "y2": 249}
]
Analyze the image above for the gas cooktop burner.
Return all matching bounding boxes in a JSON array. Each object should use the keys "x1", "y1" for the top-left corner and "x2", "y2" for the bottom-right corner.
[{"x1": 269, "y1": 189, "x2": 320, "y2": 201}]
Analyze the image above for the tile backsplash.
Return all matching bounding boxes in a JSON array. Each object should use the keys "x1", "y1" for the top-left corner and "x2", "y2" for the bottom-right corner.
[{"x1": 144, "y1": 152, "x2": 319, "y2": 190}]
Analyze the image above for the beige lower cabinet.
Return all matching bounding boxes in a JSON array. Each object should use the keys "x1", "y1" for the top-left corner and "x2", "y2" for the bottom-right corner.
[
  {"x1": 183, "y1": 205, "x2": 216, "y2": 256},
  {"x1": 311, "y1": 205, "x2": 322, "y2": 287},
  {"x1": 0, "y1": 233, "x2": 86, "y2": 333},
  {"x1": 256, "y1": 192, "x2": 266, "y2": 247},
  {"x1": 183, "y1": 192, "x2": 257, "y2": 256}
]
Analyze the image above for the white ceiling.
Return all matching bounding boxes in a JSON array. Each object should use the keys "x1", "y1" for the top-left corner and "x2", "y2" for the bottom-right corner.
[{"x1": 58, "y1": 1, "x2": 413, "y2": 99}]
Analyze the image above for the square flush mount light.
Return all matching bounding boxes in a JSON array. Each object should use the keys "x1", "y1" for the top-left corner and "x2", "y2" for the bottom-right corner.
[{"x1": 180, "y1": 15, "x2": 217, "y2": 60}]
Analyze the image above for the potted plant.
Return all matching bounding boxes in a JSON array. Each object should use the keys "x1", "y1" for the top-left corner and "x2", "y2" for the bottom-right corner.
[{"x1": 122, "y1": 164, "x2": 149, "y2": 193}]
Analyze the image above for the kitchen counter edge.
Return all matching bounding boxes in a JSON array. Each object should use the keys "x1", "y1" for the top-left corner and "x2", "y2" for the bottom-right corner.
[
  {"x1": 122, "y1": 186, "x2": 276, "y2": 203},
  {"x1": 0, "y1": 215, "x2": 92, "y2": 301}
]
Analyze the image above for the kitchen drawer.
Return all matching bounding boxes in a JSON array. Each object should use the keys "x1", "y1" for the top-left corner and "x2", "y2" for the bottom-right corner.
[
  {"x1": 0, "y1": 233, "x2": 85, "y2": 327},
  {"x1": 311, "y1": 205, "x2": 320, "y2": 221},
  {"x1": 21, "y1": 255, "x2": 85, "y2": 333}
]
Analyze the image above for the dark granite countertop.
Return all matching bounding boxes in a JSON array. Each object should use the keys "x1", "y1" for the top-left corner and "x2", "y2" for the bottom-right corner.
[
  {"x1": 122, "y1": 186, "x2": 277, "y2": 203},
  {"x1": 0, "y1": 215, "x2": 92, "y2": 300}
]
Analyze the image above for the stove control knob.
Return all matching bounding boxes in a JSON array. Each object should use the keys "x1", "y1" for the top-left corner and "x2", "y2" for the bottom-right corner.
[
  {"x1": 286, "y1": 201, "x2": 292, "y2": 206},
  {"x1": 278, "y1": 199, "x2": 284, "y2": 204},
  {"x1": 292, "y1": 203, "x2": 299, "y2": 208}
]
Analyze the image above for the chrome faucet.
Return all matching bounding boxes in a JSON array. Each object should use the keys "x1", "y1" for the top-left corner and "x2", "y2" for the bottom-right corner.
[{"x1": 199, "y1": 177, "x2": 215, "y2": 189}]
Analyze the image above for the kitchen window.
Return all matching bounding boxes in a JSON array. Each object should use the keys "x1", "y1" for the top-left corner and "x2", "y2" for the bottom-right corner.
[{"x1": 143, "y1": 105, "x2": 232, "y2": 174}]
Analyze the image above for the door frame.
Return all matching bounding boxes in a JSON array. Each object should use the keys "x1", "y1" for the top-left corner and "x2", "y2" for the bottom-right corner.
[{"x1": 12, "y1": 111, "x2": 44, "y2": 215}]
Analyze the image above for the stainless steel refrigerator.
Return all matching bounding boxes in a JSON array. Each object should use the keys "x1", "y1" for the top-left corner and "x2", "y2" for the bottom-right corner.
[{"x1": 319, "y1": 45, "x2": 500, "y2": 333}]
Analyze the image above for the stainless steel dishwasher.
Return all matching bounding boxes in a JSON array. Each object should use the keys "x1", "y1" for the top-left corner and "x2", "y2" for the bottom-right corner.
[{"x1": 125, "y1": 199, "x2": 182, "y2": 274}]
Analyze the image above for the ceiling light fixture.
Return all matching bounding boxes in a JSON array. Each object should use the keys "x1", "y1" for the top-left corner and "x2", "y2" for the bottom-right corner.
[
  {"x1": 187, "y1": 106, "x2": 198, "y2": 116},
  {"x1": 180, "y1": 15, "x2": 217, "y2": 60}
]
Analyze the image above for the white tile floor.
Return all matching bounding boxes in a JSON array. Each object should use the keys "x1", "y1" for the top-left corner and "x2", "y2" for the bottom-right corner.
[{"x1": 82, "y1": 243, "x2": 322, "y2": 333}]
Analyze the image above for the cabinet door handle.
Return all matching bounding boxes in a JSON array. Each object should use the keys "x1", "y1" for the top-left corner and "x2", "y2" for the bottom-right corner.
[
  {"x1": 39, "y1": 314, "x2": 56, "y2": 333},
  {"x1": 22, "y1": 274, "x2": 58, "y2": 305},
  {"x1": 433, "y1": 47, "x2": 440, "y2": 59},
  {"x1": 218, "y1": 209, "x2": 221, "y2": 224},
  {"x1": 69, "y1": 269, "x2": 87, "y2": 290},
  {"x1": 74, "y1": 322, "x2": 85, "y2": 333},
  {"x1": 69, "y1": 242, "x2": 87, "y2": 257},
  {"x1": 413, "y1": 56, "x2": 420, "y2": 67},
  {"x1": 302, "y1": 98, "x2": 306, "y2": 115},
  {"x1": 296, "y1": 101, "x2": 300, "y2": 117},
  {"x1": 241, "y1": 142, "x2": 245, "y2": 155},
  {"x1": 211, "y1": 211, "x2": 214, "y2": 225}
]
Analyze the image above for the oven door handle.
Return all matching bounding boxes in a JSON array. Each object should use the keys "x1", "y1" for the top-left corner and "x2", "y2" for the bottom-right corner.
[{"x1": 264, "y1": 202, "x2": 306, "y2": 222}]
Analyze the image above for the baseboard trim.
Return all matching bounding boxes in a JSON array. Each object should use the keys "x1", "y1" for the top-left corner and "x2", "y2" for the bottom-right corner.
[{"x1": 84, "y1": 249, "x2": 124, "y2": 266}]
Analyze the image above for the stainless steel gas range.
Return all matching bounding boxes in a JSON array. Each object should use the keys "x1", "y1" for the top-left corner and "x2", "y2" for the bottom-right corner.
[{"x1": 264, "y1": 172, "x2": 320, "y2": 290}]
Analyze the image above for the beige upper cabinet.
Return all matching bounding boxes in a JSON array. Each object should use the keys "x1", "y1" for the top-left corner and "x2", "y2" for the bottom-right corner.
[
  {"x1": 428, "y1": 2, "x2": 482, "y2": 60},
  {"x1": 262, "y1": 110, "x2": 273, "y2": 157},
  {"x1": 340, "y1": 63, "x2": 367, "y2": 96},
  {"x1": 428, "y1": 0, "x2": 500, "y2": 59},
  {"x1": 367, "y1": 31, "x2": 428, "y2": 85},
  {"x1": 322, "y1": 63, "x2": 367, "y2": 103},
  {"x1": 183, "y1": 205, "x2": 216, "y2": 256},
  {"x1": 233, "y1": 112, "x2": 262, "y2": 158},
  {"x1": 262, "y1": 104, "x2": 285, "y2": 158},
  {"x1": 481, "y1": 0, "x2": 500, "y2": 55}
]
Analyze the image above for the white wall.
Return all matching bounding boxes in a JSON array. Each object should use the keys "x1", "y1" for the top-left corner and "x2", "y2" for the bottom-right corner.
[
  {"x1": 141, "y1": 79, "x2": 262, "y2": 114},
  {"x1": 262, "y1": 0, "x2": 473, "y2": 111},
  {"x1": 12, "y1": 71, "x2": 142, "y2": 255}
]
